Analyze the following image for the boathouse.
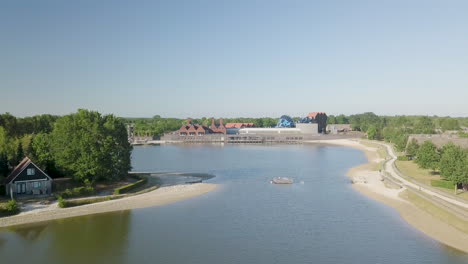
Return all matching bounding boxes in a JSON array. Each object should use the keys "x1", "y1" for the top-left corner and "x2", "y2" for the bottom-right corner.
[{"x1": 5, "y1": 157, "x2": 53, "y2": 196}]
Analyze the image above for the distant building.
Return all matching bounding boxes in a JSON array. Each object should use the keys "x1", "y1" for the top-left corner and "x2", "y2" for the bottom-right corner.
[
  {"x1": 306, "y1": 112, "x2": 328, "y2": 133},
  {"x1": 239, "y1": 123, "x2": 318, "y2": 135},
  {"x1": 225, "y1": 123, "x2": 255, "y2": 129},
  {"x1": 178, "y1": 118, "x2": 227, "y2": 136},
  {"x1": 225, "y1": 123, "x2": 255, "y2": 135},
  {"x1": 327, "y1": 124, "x2": 352, "y2": 134},
  {"x1": 209, "y1": 118, "x2": 226, "y2": 134},
  {"x1": 5, "y1": 157, "x2": 53, "y2": 196}
]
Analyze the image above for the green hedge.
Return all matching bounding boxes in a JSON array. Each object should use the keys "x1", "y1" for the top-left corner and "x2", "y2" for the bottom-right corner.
[
  {"x1": 0, "y1": 200, "x2": 19, "y2": 217},
  {"x1": 114, "y1": 178, "x2": 148, "y2": 195},
  {"x1": 58, "y1": 196, "x2": 111, "y2": 208},
  {"x1": 397, "y1": 155, "x2": 409, "y2": 161},
  {"x1": 59, "y1": 186, "x2": 95, "y2": 199},
  {"x1": 0, "y1": 185, "x2": 6, "y2": 196},
  {"x1": 431, "y1": 180, "x2": 455, "y2": 189}
]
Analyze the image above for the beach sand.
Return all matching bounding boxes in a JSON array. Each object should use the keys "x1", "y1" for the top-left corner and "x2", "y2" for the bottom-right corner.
[
  {"x1": 309, "y1": 139, "x2": 468, "y2": 253},
  {"x1": 0, "y1": 183, "x2": 217, "y2": 228}
]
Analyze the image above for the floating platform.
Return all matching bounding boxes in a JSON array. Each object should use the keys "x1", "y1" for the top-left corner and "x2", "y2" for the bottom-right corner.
[{"x1": 271, "y1": 177, "x2": 294, "y2": 184}]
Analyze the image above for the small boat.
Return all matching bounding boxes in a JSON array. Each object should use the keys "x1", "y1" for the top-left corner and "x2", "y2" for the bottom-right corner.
[{"x1": 271, "y1": 177, "x2": 294, "y2": 184}]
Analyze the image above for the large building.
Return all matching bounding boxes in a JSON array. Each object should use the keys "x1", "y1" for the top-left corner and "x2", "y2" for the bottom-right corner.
[
  {"x1": 304, "y1": 112, "x2": 328, "y2": 133},
  {"x1": 178, "y1": 118, "x2": 226, "y2": 136}
]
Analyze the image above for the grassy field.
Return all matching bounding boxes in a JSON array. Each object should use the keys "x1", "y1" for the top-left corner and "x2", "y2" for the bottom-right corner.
[
  {"x1": 400, "y1": 190, "x2": 468, "y2": 233},
  {"x1": 396, "y1": 160, "x2": 468, "y2": 200}
]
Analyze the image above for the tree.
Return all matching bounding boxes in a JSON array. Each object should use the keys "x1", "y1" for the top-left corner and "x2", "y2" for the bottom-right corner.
[
  {"x1": 0, "y1": 152, "x2": 9, "y2": 177},
  {"x1": 51, "y1": 109, "x2": 132, "y2": 182},
  {"x1": 327, "y1": 115, "x2": 337, "y2": 124},
  {"x1": 13, "y1": 142, "x2": 24, "y2": 166},
  {"x1": 335, "y1": 114, "x2": 349, "y2": 124},
  {"x1": 439, "y1": 143, "x2": 468, "y2": 193},
  {"x1": 405, "y1": 139, "x2": 419, "y2": 158},
  {"x1": 413, "y1": 116, "x2": 435, "y2": 134},
  {"x1": 367, "y1": 125, "x2": 379, "y2": 140},
  {"x1": 416, "y1": 141, "x2": 440, "y2": 171}
]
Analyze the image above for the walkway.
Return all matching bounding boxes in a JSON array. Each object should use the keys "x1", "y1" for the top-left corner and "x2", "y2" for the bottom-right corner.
[{"x1": 376, "y1": 141, "x2": 468, "y2": 210}]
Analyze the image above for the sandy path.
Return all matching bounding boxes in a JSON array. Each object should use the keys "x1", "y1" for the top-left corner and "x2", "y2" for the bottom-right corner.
[{"x1": 0, "y1": 183, "x2": 217, "y2": 228}]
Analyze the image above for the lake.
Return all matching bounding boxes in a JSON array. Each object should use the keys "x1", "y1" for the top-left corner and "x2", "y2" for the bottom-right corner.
[{"x1": 1, "y1": 144, "x2": 467, "y2": 264}]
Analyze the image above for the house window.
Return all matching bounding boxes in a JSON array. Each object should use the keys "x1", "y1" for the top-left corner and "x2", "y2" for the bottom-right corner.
[
  {"x1": 27, "y1": 168, "x2": 36, "y2": 175},
  {"x1": 33, "y1": 181, "x2": 41, "y2": 188}
]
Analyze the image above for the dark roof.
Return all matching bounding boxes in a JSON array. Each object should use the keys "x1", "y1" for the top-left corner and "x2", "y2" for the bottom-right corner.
[{"x1": 5, "y1": 157, "x2": 51, "y2": 184}]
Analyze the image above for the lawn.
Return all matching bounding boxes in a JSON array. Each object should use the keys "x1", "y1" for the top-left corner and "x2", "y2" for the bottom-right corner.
[{"x1": 396, "y1": 160, "x2": 468, "y2": 200}]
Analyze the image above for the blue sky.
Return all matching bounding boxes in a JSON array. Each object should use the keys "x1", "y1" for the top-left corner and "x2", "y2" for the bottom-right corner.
[{"x1": 1, "y1": 0, "x2": 467, "y2": 118}]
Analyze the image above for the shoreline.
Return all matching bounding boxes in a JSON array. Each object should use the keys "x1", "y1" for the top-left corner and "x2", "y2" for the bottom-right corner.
[
  {"x1": 0, "y1": 183, "x2": 218, "y2": 229},
  {"x1": 309, "y1": 139, "x2": 468, "y2": 254}
]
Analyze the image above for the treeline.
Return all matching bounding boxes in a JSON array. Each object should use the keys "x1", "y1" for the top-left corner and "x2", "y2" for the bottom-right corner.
[
  {"x1": 125, "y1": 116, "x2": 280, "y2": 138},
  {"x1": 327, "y1": 112, "x2": 467, "y2": 152},
  {"x1": 404, "y1": 140, "x2": 468, "y2": 190},
  {"x1": 0, "y1": 110, "x2": 132, "y2": 185}
]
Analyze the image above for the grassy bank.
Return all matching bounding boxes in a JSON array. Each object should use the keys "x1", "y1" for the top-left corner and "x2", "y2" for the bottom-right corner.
[
  {"x1": 395, "y1": 160, "x2": 468, "y2": 200},
  {"x1": 400, "y1": 190, "x2": 468, "y2": 233}
]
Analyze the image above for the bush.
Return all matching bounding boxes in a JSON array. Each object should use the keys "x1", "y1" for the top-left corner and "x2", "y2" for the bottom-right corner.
[
  {"x1": 0, "y1": 185, "x2": 5, "y2": 196},
  {"x1": 59, "y1": 197, "x2": 111, "y2": 208},
  {"x1": 114, "y1": 178, "x2": 148, "y2": 195},
  {"x1": 58, "y1": 196, "x2": 65, "y2": 208},
  {"x1": 431, "y1": 180, "x2": 455, "y2": 190},
  {"x1": 0, "y1": 200, "x2": 19, "y2": 217},
  {"x1": 397, "y1": 155, "x2": 409, "y2": 161},
  {"x1": 59, "y1": 185, "x2": 95, "y2": 199}
]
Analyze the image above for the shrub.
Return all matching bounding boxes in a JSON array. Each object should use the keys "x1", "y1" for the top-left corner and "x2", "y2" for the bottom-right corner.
[
  {"x1": 59, "y1": 185, "x2": 95, "y2": 199},
  {"x1": 114, "y1": 178, "x2": 148, "y2": 195},
  {"x1": 0, "y1": 200, "x2": 19, "y2": 217},
  {"x1": 0, "y1": 185, "x2": 5, "y2": 196},
  {"x1": 397, "y1": 155, "x2": 409, "y2": 161},
  {"x1": 59, "y1": 197, "x2": 111, "y2": 208},
  {"x1": 431, "y1": 180, "x2": 455, "y2": 190},
  {"x1": 58, "y1": 197, "x2": 65, "y2": 208}
]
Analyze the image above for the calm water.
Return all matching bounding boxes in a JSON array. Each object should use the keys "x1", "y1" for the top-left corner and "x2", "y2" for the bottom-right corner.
[{"x1": 1, "y1": 144, "x2": 468, "y2": 264}]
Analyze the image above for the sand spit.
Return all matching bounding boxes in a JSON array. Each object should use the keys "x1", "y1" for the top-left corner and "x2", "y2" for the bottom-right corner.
[{"x1": 0, "y1": 183, "x2": 217, "y2": 228}]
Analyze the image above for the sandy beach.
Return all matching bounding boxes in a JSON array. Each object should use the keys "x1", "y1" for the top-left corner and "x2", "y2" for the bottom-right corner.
[
  {"x1": 0, "y1": 183, "x2": 217, "y2": 228},
  {"x1": 310, "y1": 139, "x2": 468, "y2": 253}
]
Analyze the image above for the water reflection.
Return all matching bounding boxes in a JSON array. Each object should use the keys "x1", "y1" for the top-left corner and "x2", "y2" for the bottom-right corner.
[{"x1": 0, "y1": 211, "x2": 132, "y2": 264}]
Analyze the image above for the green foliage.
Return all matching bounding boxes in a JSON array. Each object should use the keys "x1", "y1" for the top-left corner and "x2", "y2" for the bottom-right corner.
[
  {"x1": 438, "y1": 118, "x2": 460, "y2": 131},
  {"x1": 397, "y1": 155, "x2": 409, "y2": 161},
  {"x1": 431, "y1": 180, "x2": 455, "y2": 189},
  {"x1": 405, "y1": 139, "x2": 420, "y2": 157},
  {"x1": 114, "y1": 178, "x2": 148, "y2": 195},
  {"x1": 439, "y1": 143, "x2": 468, "y2": 185},
  {"x1": 366, "y1": 125, "x2": 379, "y2": 140},
  {"x1": 0, "y1": 200, "x2": 19, "y2": 217},
  {"x1": 459, "y1": 132, "x2": 468, "y2": 138},
  {"x1": 0, "y1": 152, "x2": 9, "y2": 177},
  {"x1": 59, "y1": 196, "x2": 111, "y2": 208},
  {"x1": 413, "y1": 116, "x2": 435, "y2": 134},
  {"x1": 59, "y1": 185, "x2": 95, "y2": 199},
  {"x1": 57, "y1": 197, "x2": 65, "y2": 208},
  {"x1": 51, "y1": 109, "x2": 132, "y2": 182},
  {"x1": 416, "y1": 141, "x2": 440, "y2": 171}
]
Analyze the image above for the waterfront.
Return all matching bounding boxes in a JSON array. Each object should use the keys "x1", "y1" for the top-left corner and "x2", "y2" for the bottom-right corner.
[{"x1": 1, "y1": 144, "x2": 468, "y2": 264}]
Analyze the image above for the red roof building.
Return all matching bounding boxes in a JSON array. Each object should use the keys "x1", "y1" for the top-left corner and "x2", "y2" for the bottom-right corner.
[{"x1": 225, "y1": 123, "x2": 255, "y2": 129}]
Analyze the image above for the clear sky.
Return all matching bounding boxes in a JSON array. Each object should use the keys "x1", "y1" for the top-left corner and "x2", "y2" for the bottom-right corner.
[{"x1": 1, "y1": 0, "x2": 467, "y2": 118}]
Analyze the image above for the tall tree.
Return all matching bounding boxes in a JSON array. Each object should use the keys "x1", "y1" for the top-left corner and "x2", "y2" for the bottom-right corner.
[
  {"x1": 439, "y1": 143, "x2": 468, "y2": 193},
  {"x1": 405, "y1": 139, "x2": 419, "y2": 158},
  {"x1": 51, "y1": 109, "x2": 132, "y2": 182},
  {"x1": 416, "y1": 141, "x2": 440, "y2": 171}
]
